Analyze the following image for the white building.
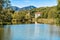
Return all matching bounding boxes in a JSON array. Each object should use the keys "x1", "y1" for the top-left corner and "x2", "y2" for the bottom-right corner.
[{"x1": 35, "y1": 12, "x2": 42, "y2": 18}]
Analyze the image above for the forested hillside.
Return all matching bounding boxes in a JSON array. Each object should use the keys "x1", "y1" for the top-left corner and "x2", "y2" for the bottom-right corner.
[{"x1": 0, "y1": 0, "x2": 60, "y2": 25}]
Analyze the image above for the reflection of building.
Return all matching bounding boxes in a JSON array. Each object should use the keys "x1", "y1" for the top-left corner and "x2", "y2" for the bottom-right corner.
[{"x1": 35, "y1": 12, "x2": 42, "y2": 18}]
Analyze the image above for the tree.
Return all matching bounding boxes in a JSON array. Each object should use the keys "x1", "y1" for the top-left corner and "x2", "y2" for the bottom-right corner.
[
  {"x1": 56, "y1": 0, "x2": 60, "y2": 24},
  {"x1": 0, "y1": 0, "x2": 5, "y2": 11},
  {"x1": 0, "y1": 0, "x2": 12, "y2": 25}
]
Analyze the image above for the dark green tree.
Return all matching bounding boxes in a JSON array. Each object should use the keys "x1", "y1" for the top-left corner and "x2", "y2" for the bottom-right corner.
[
  {"x1": 0, "y1": 0, "x2": 12, "y2": 25},
  {"x1": 56, "y1": 0, "x2": 60, "y2": 25}
]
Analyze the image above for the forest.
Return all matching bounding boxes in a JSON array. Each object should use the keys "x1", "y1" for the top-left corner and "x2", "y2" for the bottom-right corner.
[{"x1": 0, "y1": 0, "x2": 60, "y2": 25}]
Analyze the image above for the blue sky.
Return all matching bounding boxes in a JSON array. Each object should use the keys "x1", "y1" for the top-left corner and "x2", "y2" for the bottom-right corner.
[{"x1": 10, "y1": 0, "x2": 57, "y2": 8}]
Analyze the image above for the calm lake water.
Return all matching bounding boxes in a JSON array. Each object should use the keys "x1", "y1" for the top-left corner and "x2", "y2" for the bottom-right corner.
[{"x1": 0, "y1": 24, "x2": 60, "y2": 40}]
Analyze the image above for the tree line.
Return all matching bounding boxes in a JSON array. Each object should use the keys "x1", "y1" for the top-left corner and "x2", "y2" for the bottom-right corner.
[{"x1": 0, "y1": 0, "x2": 60, "y2": 25}]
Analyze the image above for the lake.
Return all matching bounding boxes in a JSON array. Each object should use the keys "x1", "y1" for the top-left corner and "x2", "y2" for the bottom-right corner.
[{"x1": 0, "y1": 24, "x2": 60, "y2": 40}]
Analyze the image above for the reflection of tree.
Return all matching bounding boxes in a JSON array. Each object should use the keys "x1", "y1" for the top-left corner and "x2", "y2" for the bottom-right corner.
[
  {"x1": 0, "y1": 25, "x2": 11, "y2": 40},
  {"x1": 57, "y1": 27, "x2": 60, "y2": 37},
  {"x1": 0, "y1": 25, "x2": 4, "y2": 40},
  {"x1": 49, "y1": 25, "x2": 53, "y2": 40},
  {"x1": 49, "y1": 25, "x2": 60, "y2": 40},
  {"x1": 4, "y1": 25, "x2": 11, "y2": 40}
]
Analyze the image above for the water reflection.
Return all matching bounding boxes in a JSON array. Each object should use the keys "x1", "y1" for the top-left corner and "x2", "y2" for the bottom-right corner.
[
  {"x1": 0, "y1": 25, "x2": 11, "y2": 40},
  {"x1": 0, "y1": 24, "x2": 60, "y2": 40},
  {"x1": 34, "y1": 24, "x2": 40, "y2": 37},
  {"x1": 48, "y1": 25, "x2": 60, "y2": 40},
  {"x1": 0, "y1": 25, "x2": 4, "y2": 40},
  {"x1": 4, "y1": 25, "x2": 11, "y2": 40}
]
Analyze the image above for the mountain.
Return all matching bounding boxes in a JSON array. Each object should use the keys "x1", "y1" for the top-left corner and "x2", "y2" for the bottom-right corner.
[
  {"x1": 10, "y1": 6, "x2": 20, "y2": 11},
  {"x1": 10, "y1": 6, "x2": 36, "y2": 11},
  {"x1": 20, "y1": 6, "x2": 36, "y2": 11}
]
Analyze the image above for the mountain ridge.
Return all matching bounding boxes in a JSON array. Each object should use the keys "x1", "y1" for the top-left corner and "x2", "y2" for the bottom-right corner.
[{"x1": 10, "y1": 6, "x2": 36, "y2": 11}]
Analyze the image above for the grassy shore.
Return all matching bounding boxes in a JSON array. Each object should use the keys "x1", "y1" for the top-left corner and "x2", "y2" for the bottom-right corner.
[{"x1": 37, "y1": 18, "x2": 57, "y2": 24}]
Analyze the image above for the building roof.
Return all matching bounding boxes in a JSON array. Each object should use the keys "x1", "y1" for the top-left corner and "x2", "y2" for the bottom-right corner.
[{"x1": 35, "y1": 12, "x2": 42, "y2": 14}]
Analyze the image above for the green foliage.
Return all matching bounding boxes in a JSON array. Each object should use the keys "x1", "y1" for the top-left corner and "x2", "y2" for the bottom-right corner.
[
  {"x1": 0, "y1": 0, "x2": 12, "y2": 25},
  {"x1": 0, "y1": 0, "x2": 60, "y2": 25}
]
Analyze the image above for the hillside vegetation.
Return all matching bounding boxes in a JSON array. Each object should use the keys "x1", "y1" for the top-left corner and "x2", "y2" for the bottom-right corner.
[{"x1": 0, "y1": 0, "x2": 60, "y2": 25}]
